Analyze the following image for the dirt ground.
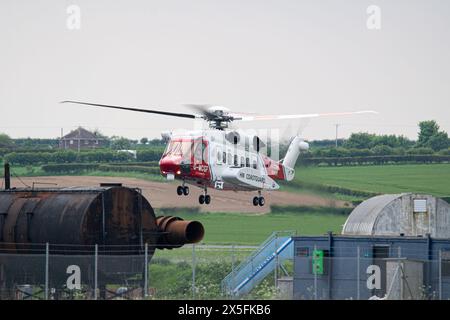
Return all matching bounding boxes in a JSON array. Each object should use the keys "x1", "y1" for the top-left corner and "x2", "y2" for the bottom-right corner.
[{"x1": 10, "y1": 176, "x2": 350, "y2": 213}]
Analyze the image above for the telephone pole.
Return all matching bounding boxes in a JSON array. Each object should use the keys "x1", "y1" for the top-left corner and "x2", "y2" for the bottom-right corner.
[{"x1": 335, "y1": 124, "x2": 340, "y2": 148}]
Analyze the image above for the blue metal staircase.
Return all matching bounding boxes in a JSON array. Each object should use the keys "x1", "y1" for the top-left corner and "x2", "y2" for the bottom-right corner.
[{"x1": 221, "y1": 231, "x2": 295, "y2": 297}]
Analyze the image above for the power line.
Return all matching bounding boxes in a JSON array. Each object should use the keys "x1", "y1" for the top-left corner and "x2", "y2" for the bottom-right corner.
[{"x1": 335, "y1": 124, "x2": 340, "y2": 148}]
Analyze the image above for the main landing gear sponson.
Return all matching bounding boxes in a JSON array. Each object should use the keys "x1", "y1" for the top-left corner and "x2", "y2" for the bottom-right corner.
[
  {"x1": 199, "y1": 194, "x2": 211, "y2": 205},
  {"x1": 177, "y1": 186, "x2": 189, "y2": 196},
  {"x1": 199, "y1": 187, "x2": 211, "y2": 205},
  {"x1": 253, "y1": 191, "x2": 265, "y2": 206}
]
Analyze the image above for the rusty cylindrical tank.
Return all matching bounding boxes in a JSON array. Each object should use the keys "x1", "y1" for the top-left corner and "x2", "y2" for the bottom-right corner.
[
  {"x1": 0, "y1": 186, "x2": 204, "y2": 253},
  {"x1": 0, "y1": 183, "x2": 205, "y2": 298}
]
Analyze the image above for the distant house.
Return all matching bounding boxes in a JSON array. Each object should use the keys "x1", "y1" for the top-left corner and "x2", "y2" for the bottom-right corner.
[{"x1": 59, "y1": 127, "x2": 108, "y2": 151}]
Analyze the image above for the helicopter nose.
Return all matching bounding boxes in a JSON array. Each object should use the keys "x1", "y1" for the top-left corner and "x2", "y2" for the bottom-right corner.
[{"x1": 160, "y1": 155, "x2": 182, "y2": 175}]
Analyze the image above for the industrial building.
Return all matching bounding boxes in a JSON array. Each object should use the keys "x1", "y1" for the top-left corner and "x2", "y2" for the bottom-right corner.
[
  {"x1": 342, "y1": 193, "x2": 450, "y2": 238},
  {"x1": 222, "y1": 193, "x2": 450, "y2": 300},
  {"x1": 292, "y1": 234, "x2": 450, "y2": 300},
  {"x1": 292, "y1": 193, "x2": 450, "y2": 300}
]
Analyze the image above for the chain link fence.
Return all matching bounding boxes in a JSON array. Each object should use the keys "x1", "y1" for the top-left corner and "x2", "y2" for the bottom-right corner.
[
  {"x1": 2, "y1": 242, "x2": 447, "y2": 300},
  {"x1": 0, "y1": 243, "x2": 260, "y2": 300}
]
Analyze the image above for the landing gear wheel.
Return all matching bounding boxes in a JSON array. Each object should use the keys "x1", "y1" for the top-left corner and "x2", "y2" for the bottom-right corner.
[
  {"x1": 183, "y1": 186, "x2": 190, "y2": 196},
  {"x1": 258, "y1": 197, "x2": 265, "y2": 206},
  {"x1": 205, "y1": 195, "x2": 211, "y2": 204},
  {"x1": 199, "y1": 194, "x2": 205, "y2": 204},
  {"x1": 177, "y1": 186, "x2": 183, "y2": 196},
  {"x1": 253, "y1": 196, "x2": 259, "y2": 206}
]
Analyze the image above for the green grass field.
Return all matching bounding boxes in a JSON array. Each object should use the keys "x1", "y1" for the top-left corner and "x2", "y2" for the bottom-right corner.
[
  {"x1": 294, "y1": 163, "x2": 450, "y2": 197},
  {"x1": 6, "y1": 163, "x2": 450, "y2": 246},
  {"x1": 8, "y1": 163, "x2": 450, "y2": 197},
  {"x1": 159, "y1": 210, "x2": 347, "y2": 245}
]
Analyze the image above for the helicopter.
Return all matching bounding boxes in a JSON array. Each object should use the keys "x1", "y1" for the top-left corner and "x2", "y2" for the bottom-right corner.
[{"x1": 62, "y1": 101, "x2": 376, "y2": 206}]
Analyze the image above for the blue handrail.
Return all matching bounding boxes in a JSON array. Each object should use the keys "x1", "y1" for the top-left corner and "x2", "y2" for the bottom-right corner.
[
  {"x1": 221, "y1": 231, "x2": 295, "y2": 297},
  {"x1": 233, "y1": 237, "x2": 293, "y2": 294}
]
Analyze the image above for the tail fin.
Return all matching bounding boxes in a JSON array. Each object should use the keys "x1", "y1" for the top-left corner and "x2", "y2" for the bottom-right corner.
[{"x1": 281, "y1": 136, "x2": 309, "y2": 181}]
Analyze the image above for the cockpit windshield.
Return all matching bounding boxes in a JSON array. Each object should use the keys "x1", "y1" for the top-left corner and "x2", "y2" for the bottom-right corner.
[
  {"x1": 163, "y1": 137, "x2": 208, "y2": 163},
  {"x1": 163, "y1": 139, "x2": 194, "y2": 159}
]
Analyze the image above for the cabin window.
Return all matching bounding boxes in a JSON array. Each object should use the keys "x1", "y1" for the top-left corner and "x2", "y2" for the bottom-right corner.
[
  {"x1": 245, "y1": 157, "x2": 250, "y2": 167},
  {"x1": 217, "y1": 150, "x2": 222, "y2": 164},
  {"x1": 234, "y1": 155, "x2": 238, "y2": 166},
  {"x1": 194, "y1": 143, "x2": 202, "y2": 160},
  {"x1": 240, "y1": 156, "x2": 245, "y2": 167},
  {"x1": 252, "y1": 160, "x2": 258, "y2": 169},
  {"x1": 194, "y1": 139, "x2": 207, "y2": 162},
  {"x1": 223, "y1": 152, "x2": 226, "y2": 164},
  {"x1": 227, "y1": 152, "x2": 232, "y2": 165}
]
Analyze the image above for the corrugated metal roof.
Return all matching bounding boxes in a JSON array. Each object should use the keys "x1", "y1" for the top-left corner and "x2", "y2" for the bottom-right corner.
[{"x1": 342, "y1": 194, "x2": 403, "y2": 235}]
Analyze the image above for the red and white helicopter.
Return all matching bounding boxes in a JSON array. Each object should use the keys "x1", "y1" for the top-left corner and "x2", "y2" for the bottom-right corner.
[{"x1": 63, "y1": 101, "x2": 376, "y2": 206}]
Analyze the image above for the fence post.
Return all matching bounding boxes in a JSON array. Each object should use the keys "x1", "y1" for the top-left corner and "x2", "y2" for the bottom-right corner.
[
  {"x1": 439, "y1": 249, "x2": 442, "y2": 300},
  {"x1": 251, "y1": 255, "x2": 254, "y2": 293},
  {"x1": 231, "y1": 244, "x2": 236, "y2": 296},
  {"x1": 274, "y1": 236, "x2": 278, "y2": 291},
  {"x1": 94, "y1": 244, "x2": 98, "y2": 300},
  {"x1": 45, "y1": 242, "x2": 49, "y2": 300},
  {"x1": 314, "y1": 245, "x2": 317, "y2": 300},
  {"x1": 192, "y1": 244, "x2": 196, "y2": 299},
  {"x1": 144, "y1": 243, "x2": 148, "y2": 298},
  {"x1": 357, "y1": 246, "x2": 360, "y2": 300},
  {"x1": 231, "y1": 244, "x2": 235, "y2": 276}
]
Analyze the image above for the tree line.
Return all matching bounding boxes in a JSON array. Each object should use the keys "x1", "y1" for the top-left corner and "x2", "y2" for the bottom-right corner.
[
  {"x1": 2, "y1": 149, "x2": 164, "y2": 166},
  {"x1": 304, "y1": 120, "x2": 449, "y2": 158},
  {"x1": 0, "y1": 133, "x2": 165, "y2": 150},
  {"x1": 1, "y1": 120, "x2": 449, "y2": 167}
]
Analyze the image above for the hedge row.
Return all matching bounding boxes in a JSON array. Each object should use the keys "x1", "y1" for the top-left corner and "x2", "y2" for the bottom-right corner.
[
  {"x1": 0, "y1": 148, "x2": 58, "y2": 157},
  {"x1": 282, "y1": 180, "x2": 378, "y2": 199},
  {"x1": 99, "y1": 165, "x2": 161, "y2": 175},
  {"x1": 270, "y1": 205, "x2": 353, "y2": 215},
  {"x1": 41, "y1": 163, "x2": 161, "y2": 175},
  {"x1": 107, "y1": 161, "x2": 159, "y2": 167},
  {"x1": 298, "y1": 155, "x2": 450, "y2": 166},
  {"x1": 2, "y1": 149, "x2": 164, "y2": 165},
  {"x1": 41, "y1": 163, "x2": 101, "y2": 174},
  {"x1": 136, "y1": 149, "x2": 165, "y2": 161}
]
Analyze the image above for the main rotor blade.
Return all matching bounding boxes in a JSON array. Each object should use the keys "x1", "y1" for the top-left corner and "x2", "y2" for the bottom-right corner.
[
  {"x1": 237, "y1": 110, "x2": 378, "y2": 122},
  {"x1": 61, "y1": 100, "x2": 198, "y2": 119},
  {"x1": 184, "y1": 104, "x2": 217, "y2": 119}
]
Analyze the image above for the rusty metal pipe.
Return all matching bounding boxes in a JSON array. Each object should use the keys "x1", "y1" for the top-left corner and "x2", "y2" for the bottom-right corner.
[{"x1": 156, "y1": 216, "x2": 205, "y2": 249}]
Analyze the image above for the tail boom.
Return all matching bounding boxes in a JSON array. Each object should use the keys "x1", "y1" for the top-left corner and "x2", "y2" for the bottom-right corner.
[{"x1": 264, "y1": 136, "x2": 309, "y2": 182}]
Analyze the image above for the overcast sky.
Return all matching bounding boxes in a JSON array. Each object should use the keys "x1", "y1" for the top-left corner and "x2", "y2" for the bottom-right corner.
[{"x1": 1, "y1": 0, "x2": 449, "y2": 141}]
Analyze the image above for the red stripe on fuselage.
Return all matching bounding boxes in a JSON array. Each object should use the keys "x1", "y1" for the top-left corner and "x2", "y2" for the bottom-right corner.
[{"x1": 262, "y1": 155, "x2": 285, "y2": 180}]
